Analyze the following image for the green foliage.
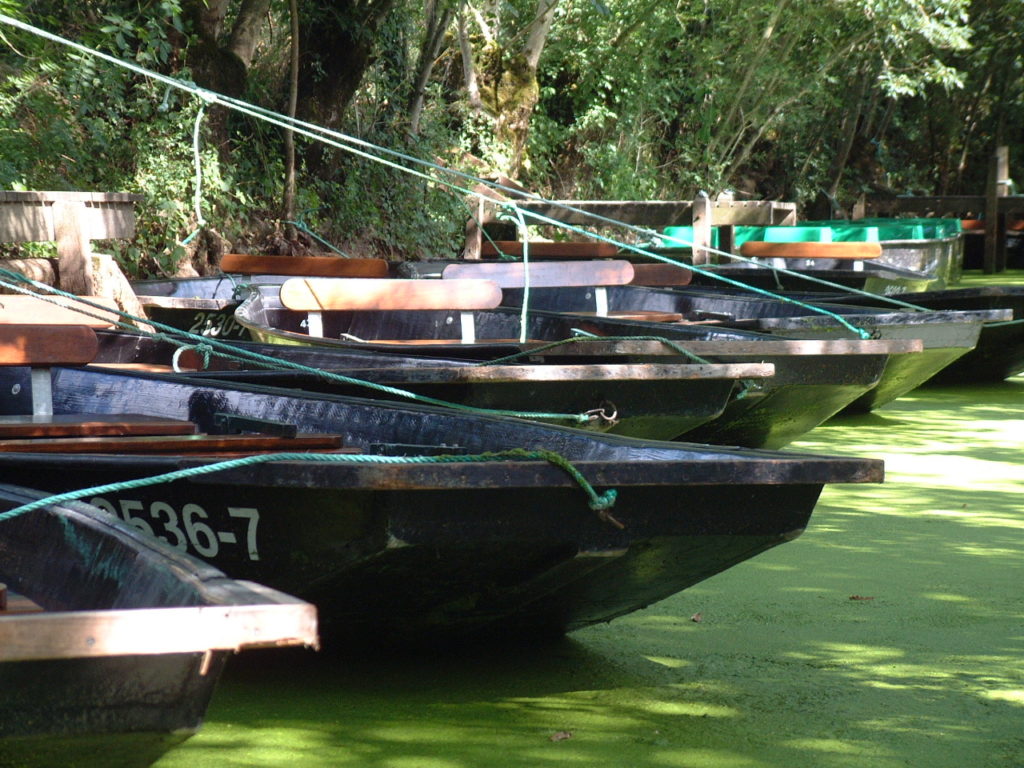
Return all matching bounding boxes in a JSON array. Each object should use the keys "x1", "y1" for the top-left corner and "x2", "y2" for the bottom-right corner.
[{"x1": 0, "y1": 0, "x2": 1015, "y2": 272}]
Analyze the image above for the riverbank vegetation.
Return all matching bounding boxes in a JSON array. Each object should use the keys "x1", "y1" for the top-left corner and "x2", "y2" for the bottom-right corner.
[{"x1": 0, "y1": 1, "x2": 1020, "y2": 273}]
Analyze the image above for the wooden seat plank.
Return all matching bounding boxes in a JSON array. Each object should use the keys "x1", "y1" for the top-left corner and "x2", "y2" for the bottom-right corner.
[
  {"x1": 280, "y1": 278, "x2": 503, "y2": 311},
  {"x1": 629, "y1": 263, "x2": 693, "y2": 286},
  {"x1": 221, "y1": 253, "x2": 390, "y2": 277},
  {"x1": 479, "y1": 241, "x2": 620, "y2": 259},
  {"x1": 0, "y1": 295, "x2": 120, "y2": 327},
  {"x1": 568, "y1": 310, "x2": 684, "y2": 323},
  {"x1": 0, "y1": 414, "x2": 198, "y2": 439},
  {"x1": 738, "y1": 241, "x2": 882, "y2": 260},
  {"x1": 441, "y1": 260, "x2": 635, "y2": 288},
  {"x1": 0, "y1": 325, "x2": 98, "y2": 365},
  {"x1": 0, "y1": 433, "x2": 346, "y2": 454}
]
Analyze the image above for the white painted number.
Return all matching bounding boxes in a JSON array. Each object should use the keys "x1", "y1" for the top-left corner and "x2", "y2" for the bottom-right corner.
[
  {"x1": 149, "y1": 501, "x2": 188, "y2": 551},
  {"x1": 182, "y1": 503, "x2": 219, "y2": 557},
  {"x1": 228, "y1": 507, "x2": 261, "y2": 561},
  {"x1": 88, "y1": 496, "x2": 261, "y2": 561},
  {"x1": 116, "y1": 498, "x2": 155, "y2": 536}
]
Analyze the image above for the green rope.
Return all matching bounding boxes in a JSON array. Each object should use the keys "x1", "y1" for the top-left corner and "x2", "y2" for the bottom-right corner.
[
  {"x1": 179, "y1": 93, "x2": 215, "y2": 246},
  {"x1": 0, "y1": 15, "x2": 884, "y2": 336},
  {"x1": 286, "y1": 210, "x2": 350, "y2": 256},
  {"x1": 497, "y1": 202, "x2": 531, "y2": 343},
  {"x1": 0, "y1": 14, "x2": 876, "y2": 335},
  {"x1": 0, "y1": 270, "x2": 604, "y2": 426},
  {"x1": 0, "y1": 449, "x2": 620, "y2": 526}
]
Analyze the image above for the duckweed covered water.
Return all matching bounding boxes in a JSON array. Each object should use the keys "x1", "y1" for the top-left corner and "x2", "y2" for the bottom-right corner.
[
  {"x1": 157, "y1": 272, "x2": 1023, "y2": 768},
  {"x1": 155, "y1": 375, "x2": 1022, "y2": 768}
]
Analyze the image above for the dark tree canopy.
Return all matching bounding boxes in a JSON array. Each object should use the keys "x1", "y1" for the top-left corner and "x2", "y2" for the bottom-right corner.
[{"x1": 0, "y1": 0, "x2": 1018, "y2": 271}]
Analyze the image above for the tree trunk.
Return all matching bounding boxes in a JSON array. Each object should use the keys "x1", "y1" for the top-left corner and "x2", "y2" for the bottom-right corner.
[
  {"x1": 283, "y1": 0, "x2": 299, "y2": 232},
  {"x1": 228, "y1": 0, "x2": 272, "y2": 67},
  {"x1": 825, "y1": 72, "x2": 869, "y2": 199},
  {"x1": 296, "y1": 0, "x2": 400, "y2": 174},
  {"x1": 468, "y1": 0, "x2": 560, "y2": 178},
  {"x1": 409, "y1": 1, "x2": 456, "y2": 134},
  {"x1": 182, "y1": 0, "x2": 271, "y2": 155}
]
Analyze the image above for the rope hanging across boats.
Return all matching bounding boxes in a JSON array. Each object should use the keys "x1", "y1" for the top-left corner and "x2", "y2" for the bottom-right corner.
[{"x1": 0, "y1": 13, "x2": 879, "y2": 339}]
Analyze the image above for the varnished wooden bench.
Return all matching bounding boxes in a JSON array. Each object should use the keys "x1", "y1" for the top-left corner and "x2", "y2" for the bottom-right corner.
[
  {"x1": 0, "y1": 433, "x2": 344, "y2": 453},
  {"x1": 441, "y1": 259, "x2": 634, "y2": 287},
  {"x1": 0, "y1": 295, "x2": 121, "y2": 327},
  {"x1": 440, "y1": 260, "x2": 684, "y2": 322},
  {"x1": 738, "y1": 241, "x2": 882, "y2": 271},
  {"x1": 0, "y1": 324, "x2": 198, "y2": 437},
  {"x1": 220, "y1": 253, "x2": 391, "y2": 278},
  {"x1": 0, "y1": 584, "x2": 44, "y2": 614},
  {"x1": 280, "y1": 277, "x2": 504, "y2": 343},
  {"x1": 629, "y1": 263, "x2": 693, "y2": 287}
]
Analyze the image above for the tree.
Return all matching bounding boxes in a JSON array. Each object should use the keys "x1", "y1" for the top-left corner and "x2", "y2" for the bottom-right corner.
[{"x1": 457, "y1": 0, "x2": 561, "y2": 177}]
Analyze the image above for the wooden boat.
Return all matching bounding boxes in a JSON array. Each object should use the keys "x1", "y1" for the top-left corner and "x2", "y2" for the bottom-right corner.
[
  {"x1": 93, "y1": 328, "x2": 915, "y2": 449},
  {"x1": 0, "y1": 324, "x2": 883, "y2": 646},
  {"x1": 131, "y1": 254, "x2": 392, "y2": 340},
  {"x1": 493, "y1": 281, "x2": 1004, "y2": 412},
  {"x1": 230, "y1": 281, "x2": 917, "y2": 447},
  {"x1": 90, "y1": 330, "x2": 772, "y2": 442},
  {"x1": 805, "y1": 285, "x2": 1024, "y2": 383},
  {"x1": 396, "y1": 259, "x2": 993, "y2": 411},
  {"x1": 0, "y1": 482, "x2": 317, "y2": 768},
  {"x1": 686, "y1": 259, "x2": 941, "y2": 295},
  {"x1": 797, "y1": 219, "x2": 965, "y2": 287}
]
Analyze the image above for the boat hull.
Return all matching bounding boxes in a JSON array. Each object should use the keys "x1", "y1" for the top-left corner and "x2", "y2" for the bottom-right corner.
[
  {"x1": 0, "y1": 652, "x2": 226, "y2": 768},
  {"x1": 0, "y1": 484, "x2": 316, "y2": 767},
  {"x1": 686, "y1": 262, "x2": 939, "y2": 295},
  {"x1": 0, "y1": 367, "x2": 882, "y2": 645},
  {"x1": 92, "y1": 331, "x2": 752, "y2": 442},
  {"x1": 822, "y1": 286, "x2": 1024, "y2": 383},
  {"x1": 501, "y1": 284, "x2": 992, "y2": 413},
  {"x1": 233, "y1": 290, "x2": 893, "y2": 447}
]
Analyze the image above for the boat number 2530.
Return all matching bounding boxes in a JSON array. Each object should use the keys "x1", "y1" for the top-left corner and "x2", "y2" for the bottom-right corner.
[{"x1": 90, "y1": 496, "x2": 260, "y2": 561}]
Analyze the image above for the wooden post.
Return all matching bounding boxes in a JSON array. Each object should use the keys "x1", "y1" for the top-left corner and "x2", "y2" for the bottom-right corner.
[
  {"x1": 718, "y1": 225, "x2": 735, "y2": 259},
  {"x1": 692, "y1": 192, "x2": 713, "y2": 265},
  {"x1": 984, "y1": 146, "x2": 1009, "y2": 274},
  {"x1": 52, "y1": 200, "x2": 94, "y2": 294},
  {"x1": 851, "y1": 194, "x2": 866, "y2": 220}
]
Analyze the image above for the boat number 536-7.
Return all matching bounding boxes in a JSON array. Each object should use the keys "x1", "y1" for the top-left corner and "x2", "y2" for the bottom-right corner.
[{"x1": 90, "y1": 496, "x2": 260, "y2": 561}]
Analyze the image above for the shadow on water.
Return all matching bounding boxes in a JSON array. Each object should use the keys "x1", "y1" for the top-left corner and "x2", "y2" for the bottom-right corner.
[{"x1": 156, "y1": 379, "x2": 1024, "y2": 768}]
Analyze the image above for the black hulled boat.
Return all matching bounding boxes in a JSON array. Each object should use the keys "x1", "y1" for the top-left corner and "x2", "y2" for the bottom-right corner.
[
  {"x1": 496, "y1": 283, "x2": 1004, "y2": 411},
  {"x1": 92, "y1": 329, "x2": 771, "y2": 443},
  {"x1": 0, "y1": 355, "x2": 882, "y2": 647},
  {"x1": 230, "y1": 284, "x2": 916, "y2": 447},
  {"x1": 0, "y1": 484, "x2": 317, "y2": 768},
  {"x1": 801, "y1": 284, "x2": 1024, "y2": 384}
]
